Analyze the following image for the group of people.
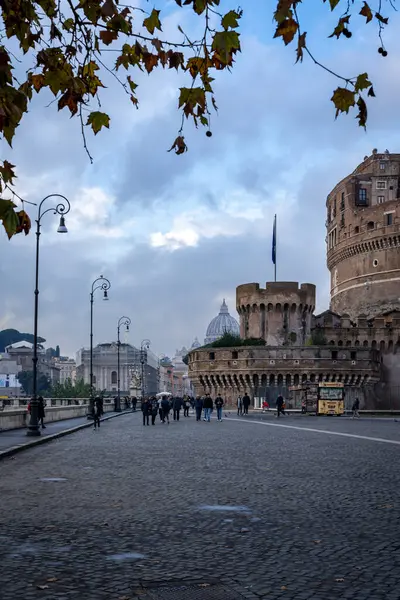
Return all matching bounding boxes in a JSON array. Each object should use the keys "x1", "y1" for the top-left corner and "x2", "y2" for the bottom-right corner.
[
  {"x1": 140, "y1": 393, "x2": 227, "y2": 425},
  {"x1": 140, "y1": 395, "x2": 193, "y2": 426}
]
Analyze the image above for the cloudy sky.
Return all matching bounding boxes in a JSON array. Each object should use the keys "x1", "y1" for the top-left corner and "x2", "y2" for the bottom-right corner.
[{"x1": 1, "y1": 0, "x2": 400, "y2": 359}]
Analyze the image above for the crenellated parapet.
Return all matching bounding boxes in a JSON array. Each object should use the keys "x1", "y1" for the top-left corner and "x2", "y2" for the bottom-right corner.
[{"x1": 236, "y1": 282, "x2": 316, "y2": 346}]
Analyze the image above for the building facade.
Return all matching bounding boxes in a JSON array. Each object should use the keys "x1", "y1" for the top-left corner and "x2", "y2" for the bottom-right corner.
[
  {"x1": 5, "y1": 341, "x2": 60, "y2": 385},
  {"x1": 76, "y1": 343, "x2": 159, "y2": 395},
  {"x1": 54, "y1": 358, "x2": 76, "y2": 384},
  {"x1": 188, "y1": 150, "x2": 400, "y2": 410}
]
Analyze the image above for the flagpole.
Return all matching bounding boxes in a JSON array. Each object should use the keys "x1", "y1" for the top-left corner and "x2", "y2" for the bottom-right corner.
[{"x1": 275, "y1": 215, "x2": 277, "y2": 282}]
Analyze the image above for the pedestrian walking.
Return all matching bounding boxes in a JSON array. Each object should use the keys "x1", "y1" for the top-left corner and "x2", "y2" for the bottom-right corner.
[
  {"x1": 237, "y1": 396, "x2": 243, "y2": 416},
  {"x1": 215, "y1": 394, "x2": 224, "y2": 422},
  {"x1": 195, "y1": 396, "x2": 203, "y2": 421},
  {"x1": 242, "y1": 393, "x2": 250, "y2": 415},
  {"x1": 183, "y1": 397, "x2": 191, "y2": 417},
  {"x1": 157, "y1": 396, "x2": 163, "y2": 422},
  {"x1": 131, "y1": 396, "x2": 137, "y2": 412},
  {"x1": 38, "y1": 396, "x2": 46, "y2": 429},
  {"x1": 173, "y1": 396, "x2": 183, "y2": 421},
  {"x1": 203, "y1": 393, "x2": 213, "y2": 422},
  {"x1": 161, "y1": 396, "x2": 170, "y2": 423},
  {"x1": 150, "y1": 397, "x2": 158, "y2": 425},
  {"x1": 352, "y1": 397, "x2": 360, "y2": 419},
  {"x1": 93, "y1": 396, "x2": 102, "y2": 430},
  {"x1": 276, "y1": 394, "x2": 286, "y2": 418},
  {"x1": 141, "y1": 397, "x2": 151, "y2": 426}
]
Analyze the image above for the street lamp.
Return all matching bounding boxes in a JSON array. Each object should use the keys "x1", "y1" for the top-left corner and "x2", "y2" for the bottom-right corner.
[
  {"x1": 140, "y1": 339, "x2": 150, "y2": 398},
  {"x1": 116, "y1": 316, "x2": 131, "y2": 412},
  {"x1": 27, "y1": 194, "x2": 71, "y2": 437},
  {"x1": 88, "y1": 275, "x2": 111, "y2": 418}
]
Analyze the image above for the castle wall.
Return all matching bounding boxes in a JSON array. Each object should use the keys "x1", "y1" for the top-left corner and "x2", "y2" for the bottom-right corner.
[
  {"x1": 326, "y1": 151, "x2": 400, "y2": 318},
  {"x1": 236, "y1": 282, "x2": 316, "y2": 346}
]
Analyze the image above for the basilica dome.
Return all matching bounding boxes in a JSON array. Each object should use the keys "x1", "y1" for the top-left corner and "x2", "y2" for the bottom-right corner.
[{"x1": 204, "y1": 299, "x2": 240, "y2": 344}]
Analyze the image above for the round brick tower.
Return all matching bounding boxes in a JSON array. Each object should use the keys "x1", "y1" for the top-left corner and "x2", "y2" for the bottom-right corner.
[
  {"x1": 236, "y1": 281, "x2": 316, "y2": 346},
  {"x1": 326, "y1": 149, "x2": 400, "y2": 318}
]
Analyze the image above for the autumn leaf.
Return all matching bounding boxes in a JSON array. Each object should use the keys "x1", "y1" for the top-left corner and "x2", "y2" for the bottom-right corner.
[
  {"x1": 212, "y1": 30, "x2": 241, "y2": 65},
  {"x1": 143, "y1": 9, "x2": 162, "y2": 35},
  {"x1": 99, "y1": 29, "x2": 118, "y2": 45},
  {"x1": 15, "y1": 210, "x2": 31, "y2": 235},
  {"x1": 31, "y1": 73, "x2": 45, "y2": 92},
  {"x1": 0, "y1": 160, "x2": 16, "y2": 185},
  {"x1": 375, "y1": 13, "x2": 389, "y2": 25},
  {"x1": 87, "y1": 111, "x2": 110, "y2": 134},
  {"x1": 221, "y1": 10, "x2": 241, "y2": 30},
  {"x1": 354, "y1": 72, "x2": 371, "y2": 93},
  {"x1": 168, "y1": 135, "x2": 187, "y2": 155},
  {"x1": 0, "y1": 198, "x2": 19, "y2": 239},
  {"x1": 274, "y1": 17, "x2": 298, "y2": 45},
  {"x1": 359, "y1": 1, "x2": 373, "y2": 23},
  {"x1": 329, "y1": 15, "x2": 351, "y2": 39},
  {"x1": 296, "y1": 32, "x2": 306, "y2": 63},
  {"x1": 328, "y1": 0, "x2": 340, "y2": 9},
  {"x1": 331, "y1": 87, "x2": 356, "y2": 117}
]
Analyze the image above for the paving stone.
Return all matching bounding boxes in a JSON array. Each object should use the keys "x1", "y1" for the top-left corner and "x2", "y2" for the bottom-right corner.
[{"x1": 0, "y1": 414, "x2": 400, "y2": 599}]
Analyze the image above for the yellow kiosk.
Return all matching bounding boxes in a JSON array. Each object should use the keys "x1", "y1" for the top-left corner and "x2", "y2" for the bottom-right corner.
[{"x1": 317, "y1": 382, "x2": 345, "y2": 416}]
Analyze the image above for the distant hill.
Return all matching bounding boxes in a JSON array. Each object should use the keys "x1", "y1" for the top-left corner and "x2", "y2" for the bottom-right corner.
[{"x1": 0, "y1": 329, "x2": 46, "y2": 352}]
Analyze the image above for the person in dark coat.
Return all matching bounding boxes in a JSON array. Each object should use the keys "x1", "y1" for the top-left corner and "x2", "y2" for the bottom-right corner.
[
  {"x1": 93, "y1": 396, "x2": 102, "y2": 430},
  {"x1": 203, "y1": 394, "x2": 213, "y2": 422},
  {"x1": 242, "y1": 393, "x2": 250, "y2": 415},
  {"x1": 276, "y1": 394, "x2": 285, "y2": 418},
  {"x1": 131, "y1": 396, "x2": 137, "y2": 412},
  {"x1": 161, "y1": 396, "x2": 170, "y2": 423},
  {"x1": 183, "y1": 397, "x2": 191, "y2": 417},
  {"x1": 141, "y1": 398, "x2": 151, "y2": 426},
  {"x1": 173, "y1": 397, "x2": 183, "y2": 421},
  {"x1": 150, "y1": 397, "x2": 158, "y2": 425},
  {"x1": 215, "y1": 394, "x2": 224, "y2": 422},
  {"x1": 38, "y1": 396, "x2": 46, "y2": 428},
  {"x1": 194, "y1": 396, "x2": 203, "y2": 421}
]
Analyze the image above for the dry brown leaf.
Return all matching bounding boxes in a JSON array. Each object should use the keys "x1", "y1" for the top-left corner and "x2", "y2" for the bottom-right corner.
[
  {"x1": 46, "y1": 577, "x2": 58, "y2": 582},
  {"x1": 281, "y1": 585, "x2": 287, "y2": 590},
  {"x1": 198, "y1": 583, "x2": 210, "y2": 588},
  {"x1": 37, "y1": 584, "x2": 49, "y2": 590},
  {"x1": 313, "y1": 539, "x2": 322, "y2": 544},
  {"x1": 335, "y1": 578, "x2": 345, "y2": 583},
  {"x1": 378, "y1": 504, "x2": 393, "y2": 509},
  {"x1": 118, "y1": 596, "x2": 131, "y2": 600}
]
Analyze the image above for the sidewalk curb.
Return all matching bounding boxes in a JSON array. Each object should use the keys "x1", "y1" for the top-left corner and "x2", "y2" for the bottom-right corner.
[{"x1": 0, "y1": 411, "x2": 132, "y2": 461}]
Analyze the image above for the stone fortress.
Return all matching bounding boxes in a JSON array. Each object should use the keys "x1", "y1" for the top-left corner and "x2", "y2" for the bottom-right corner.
[{"x1": 188, "y1": 150, "x2": 400, "y2": 409}]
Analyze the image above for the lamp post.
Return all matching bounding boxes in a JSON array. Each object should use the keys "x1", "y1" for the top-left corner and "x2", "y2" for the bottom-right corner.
[
  {"x1": 116, "y1": 316, "x2": 131, "y2": 412},
  {"x1": 27, "y1": 194, "x2": 71, "y2": 437},
  {"x1": 89, "y1": 275, "x2": 111, "y2": 417},
  {"x1": 140, "y1": 339, "x2": 150, "y2": 398}
]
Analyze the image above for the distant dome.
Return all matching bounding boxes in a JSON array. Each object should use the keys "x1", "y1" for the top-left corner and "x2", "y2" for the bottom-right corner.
[
  {"x1": 191, "y1": 337, "x2": 201, "y2": 349},
  {"x1": 204, "y1": 299, "x2": 240, "y2": 344}
]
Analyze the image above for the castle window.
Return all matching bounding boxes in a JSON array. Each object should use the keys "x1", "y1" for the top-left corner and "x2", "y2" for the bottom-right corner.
[
  {"x1": 209, "y1": 352, "x2": 215, "y2": 361},
  {"x1": 351, "y1": 351, "x2": 357, "y2": 360},
  {"x1": 386, "y1": 213, "x2": 393, "y2": 226},
  {"x1": 367, "y1": 221, "x2": 375, "y2": 231},
  {"x1": 376, "y1": 180, "x2": 387, "y2": 190},
  {"x1": 331, "y1": 350, "x2": 338, "y2": 360},
  {"x1": 379, "y1": 161, "x2": 386, "y2": 170},
  {"x1": 340, "y1": 192, "x2": 345, "y2": 211},
  {"x1": 232, "y1": 351, "x2": 238, "y2": 360},
  {"x1": 377, "y1": 195, "x2": 384, "y2": 204},
  {"x1": 356, "y1": 188, "x2": 368, "y2": 206},
  {"x1": 354, "y1": 226, "x2": 360, "y2": 234}
]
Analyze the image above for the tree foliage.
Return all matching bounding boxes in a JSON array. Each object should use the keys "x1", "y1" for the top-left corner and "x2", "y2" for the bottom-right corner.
[
  {"x1": 0, "y1": 0, "x2": 395, "y2": 239},
  {"x1": 50, "y1": 377, "x2": 92, "y2": 398},
  {"x1": 0, "y1": 328, "x2": 46, "y2": 352},
  {"x1": 17, "y1": 370, "x2": 51, "y2": 395},
  {"x1": 199, "y1": 332, "x2": 266, "y2": 349}
]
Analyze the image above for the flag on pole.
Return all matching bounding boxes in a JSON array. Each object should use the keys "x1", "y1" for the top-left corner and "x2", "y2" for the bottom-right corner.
[{"x1": 272, "y1": 214, "x2": 277, "y2": 265}]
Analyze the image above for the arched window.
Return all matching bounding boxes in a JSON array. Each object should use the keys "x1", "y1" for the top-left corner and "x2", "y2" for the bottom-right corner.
[
  {"x1": 111, "y1": 370, "x2": 117, "y2": 384},
  {"x1": 354, "y1": 226, "x2": 360, "y2": 234}
]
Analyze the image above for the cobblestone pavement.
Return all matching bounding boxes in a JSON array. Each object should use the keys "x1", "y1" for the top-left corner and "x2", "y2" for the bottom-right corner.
[{"x1": 1, "y1": 413, "x2": 400, "y2": 599}]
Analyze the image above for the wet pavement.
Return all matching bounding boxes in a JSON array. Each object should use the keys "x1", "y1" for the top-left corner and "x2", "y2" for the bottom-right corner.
[{"x1": 0, "y1": 412, "x2": 400, "y2": 599}]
